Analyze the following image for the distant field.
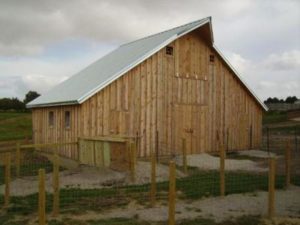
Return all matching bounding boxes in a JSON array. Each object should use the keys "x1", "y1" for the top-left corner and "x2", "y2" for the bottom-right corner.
[
  {"x1": 262, "y1": 111, "x2": 288, "y2": 124},
  {"x1": 0, "y1": 112, "x2": 32, "y2": 141}
]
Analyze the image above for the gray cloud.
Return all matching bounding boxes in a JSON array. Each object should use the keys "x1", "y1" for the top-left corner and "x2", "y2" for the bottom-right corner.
[
  {"x1": 2, "y1": 0, "x2": 298, "y2": 56},
  {"x1": 0, "y1": 0, "x2": 299, "y2": 100}
]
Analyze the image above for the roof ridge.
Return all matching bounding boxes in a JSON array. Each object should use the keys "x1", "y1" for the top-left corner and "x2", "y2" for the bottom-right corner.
[{"x1": 119, "y1": 17, "x2": 210, "y2": 48}]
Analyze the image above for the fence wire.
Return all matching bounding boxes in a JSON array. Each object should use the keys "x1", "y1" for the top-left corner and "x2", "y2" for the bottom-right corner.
[{"x1": 0, "y1": 126, "x2": 299, "y2": 225}]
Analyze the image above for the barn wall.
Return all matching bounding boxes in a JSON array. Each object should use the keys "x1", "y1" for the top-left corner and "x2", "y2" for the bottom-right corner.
[
  {"x1": 32, "y1": 26, "x2": 263, "y2": 159},
  {"x1": 32, "y1": 105, "x2": 81, "y2": 159},
  {"x1": 80, "y1": 51, "x2": 161, "y2": 157}
]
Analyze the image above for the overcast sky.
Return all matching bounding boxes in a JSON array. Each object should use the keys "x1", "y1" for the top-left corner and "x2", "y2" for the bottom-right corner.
[{"x1": 0, "y1": 0, "x2": 299, "y2": 101}]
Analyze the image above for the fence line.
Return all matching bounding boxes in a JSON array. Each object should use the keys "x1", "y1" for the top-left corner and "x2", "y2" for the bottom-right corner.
[{"x1": 0, "y1": 130, "x2": 299, "y2": 224}]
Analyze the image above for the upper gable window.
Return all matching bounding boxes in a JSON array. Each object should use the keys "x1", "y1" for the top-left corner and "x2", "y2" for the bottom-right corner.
[
  {"x1": 65, "y1": 111, "x2": 71, "y2": 128},
  {"x1": 210, "y1": 54, "x2": 215, "y2": 63},
  {"x1": 48, "y1": 111, "x2": 54, "y2": 127},
  {"x1": 166, "y1": 46, "x2": 174, "y2": 56}
]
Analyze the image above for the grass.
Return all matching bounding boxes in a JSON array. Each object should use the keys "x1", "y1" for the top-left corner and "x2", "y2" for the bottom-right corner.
[
  {"x1": 0, "y1": 112, "x2": 32, "y2": 141},
  {"x1": 0, "y1": 212, "x2": 263, "y2": 225},
  {"x1": 265, "y1": 125, "x2": 300, "y2": 135},
  {"x1": 0, "y1": 152, "x2": 56, "y2": 185},
  {"x1": 47, "y1": 216, "x2": 264, "y2": 225},
  {"x1": 178, "y1": 215, "x2": 262, "y2": 225},
  {"x1": 263, "y1": 111, "x2": 288, "y2": 124},
  {"x1": 1, "y1": 169, "x2": 299, "y2": 216}
]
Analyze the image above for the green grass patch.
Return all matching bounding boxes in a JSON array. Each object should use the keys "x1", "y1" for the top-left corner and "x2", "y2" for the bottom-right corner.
[
  {"x1": 266, "y1": 125, "x2": 300, "y2": 135},
  {"x1": 1, "y1": 171, "x2": 299, "y2": 217},
  {"x1": 263, "y1": 111, "x2": 287, "y2": 124},
  {"x1": 0, "y1": 112, "x2": 32, "y2": 141},
  {"x1": 0, "y1": 152, "x2": 55, "y2": 185},
  {"x1": 178, "y1": 215, "x2": 261, "y2": 225},
  {"x1": 88, "y1": 218, "x2": 151, "y2": 225}
]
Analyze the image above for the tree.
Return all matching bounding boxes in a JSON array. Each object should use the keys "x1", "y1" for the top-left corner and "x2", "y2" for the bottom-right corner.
[
  {"x1": 264, "y1": 97, "x2": 280, "y2": 104},
  {"x1": 23, "y1": 91, "x2": 40, "y2": 104},
  {"x1": 285, "y1": 96, "x2": 298, "y2": 104},
  {"x1": 0, "y1": 98, "x2": 25, "y2": 110}
]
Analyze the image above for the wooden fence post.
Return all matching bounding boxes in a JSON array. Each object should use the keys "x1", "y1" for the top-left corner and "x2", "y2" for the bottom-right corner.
[
  {"x1": 16, "y1": 142, "x2": 21, "y2": 177},
  {"x1": 268, "y1": 158, "x2": 276, "y2": 219},
  {"x1": 150, "y1": 151, "x2": 156, "y2": 207},
  {"x1": 52, "y1": 153, "x2": 60, "y2": 216},
  {"x1": 130, "y1": 142, "x2": 136, "y2": 183},
  {"x1": 220, "y1": 143, "x2": 225, "y2": 197},
  {"x1": 182, "y1": 138, "x2": 187, "y2": 174},
  {"x1": 39, "y1": 169, "x2": 46, "y2": 225},
  {"x1": 4, "y1": 152, "x2": 11, "y2": 208},
  {"x1": 285, "y1": 140, "x2": 291, "y2": 188},
  {"x1": 168, "y1": 161, "x2": 176, "y2": 225}
]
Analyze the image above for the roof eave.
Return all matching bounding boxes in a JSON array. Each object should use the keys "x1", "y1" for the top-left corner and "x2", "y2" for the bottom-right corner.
[{"x1": 26, "y1": 100, "x2": 79, "y2": 109}]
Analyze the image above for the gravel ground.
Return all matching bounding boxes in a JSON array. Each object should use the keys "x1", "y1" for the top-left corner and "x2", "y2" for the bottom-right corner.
[
  {"x1": 175, "y1": 153, "x2": 268, "y2": 172},
  {"x1": 238, "y1": 150, "x2": 278, "y2": 158},
  {"x1": 0, "y1": 161, "x2": 185, "y2": 196},
  {"x1": 58, "y1": 186, "x2": 300, "y2": 223}
]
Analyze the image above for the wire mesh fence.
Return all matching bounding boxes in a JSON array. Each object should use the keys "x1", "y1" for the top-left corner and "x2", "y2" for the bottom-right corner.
[{"x1": 0, "y1": 126, "x2": 299, "y2": 224}]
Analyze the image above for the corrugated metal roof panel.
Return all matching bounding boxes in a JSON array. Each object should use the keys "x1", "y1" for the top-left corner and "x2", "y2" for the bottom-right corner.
[
  {"x1": 27, "y1": 18, "x2": 209, "y2": 108},
  {"x1": 27, "y1": 17, "x2": 267, "y2": 110}
]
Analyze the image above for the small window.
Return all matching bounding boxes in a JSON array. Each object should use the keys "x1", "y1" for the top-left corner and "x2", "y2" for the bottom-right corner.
[
  {"x1": 209, "y1": 54, "x2": 215, "y2": 62},
  {"x1": 166, "y1": 46, "x2": 173, "y2": 56},
  {"x1": 49, "y1": 111, "x2": 54, "y2": 127},
  {"x1": 65, "y1": 111, "x2": 70, "y2": 128}
]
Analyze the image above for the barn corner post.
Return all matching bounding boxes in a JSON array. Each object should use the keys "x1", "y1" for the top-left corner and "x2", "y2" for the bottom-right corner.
[
  {"x1": 130, "y1": 141, "x2": 136, "y2": 183},
  {"x1": 168, "y1": 161, "x2": 176, "y2": 225},
  {"x1": 182, "y1": 138, "x2": 187, "y2": 174},
  {"x1": 38, "y1": 168, "x2": 46, "y2": 225},
  {"x1": 77, "y1": 137, "x2": 81, "y2": 163},
  {"x1": 268, "y1": 157, "x2": 276, "y2": 219}
]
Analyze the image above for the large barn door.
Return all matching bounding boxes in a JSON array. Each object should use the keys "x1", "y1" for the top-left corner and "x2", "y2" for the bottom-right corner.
[
  {"x1": 172, "y1": 104, "x2": 207, "y2": 155},
  {"x1": 172, "y1": 104, "x2": 192, "y2": 155}
]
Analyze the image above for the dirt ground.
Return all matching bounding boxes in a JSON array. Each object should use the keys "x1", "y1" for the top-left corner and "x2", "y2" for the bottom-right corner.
[
  {"x1": 17, "y1": 186, "x2": 300, "y2": 225},
  {"x1": 0, "y1": 149, "x2": 299, "y2": 224},
  {"x1": 175, "y1": 151, "x2": 270, "y2": 172},
  {"x1": 0, "y1": 150, "x2": 272, "y2": 196},
  {"x1": 0, "y1": 161, "x2": 186, "y2": 196}
]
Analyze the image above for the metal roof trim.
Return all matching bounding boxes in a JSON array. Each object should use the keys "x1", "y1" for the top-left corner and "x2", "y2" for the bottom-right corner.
[
  {"x1": 213, "y1": 45, "x2": 268, "y2": 111},
  {"x1": 26, "y1": 100, "x2": 79, "y2": 109},
  {"x1": 77, "y1": 35, "x2": 178, "y2": 103}
]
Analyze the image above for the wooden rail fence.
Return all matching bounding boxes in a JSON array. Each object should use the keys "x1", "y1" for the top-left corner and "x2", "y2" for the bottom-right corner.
[{"x1": 1, "y1": 137, "x2": 296, "y2": 222}]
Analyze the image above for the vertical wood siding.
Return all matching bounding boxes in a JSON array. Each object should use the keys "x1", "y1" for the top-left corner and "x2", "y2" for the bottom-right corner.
[{"x1": 32, "y1": 28, "x2": 263, "y2": 159}]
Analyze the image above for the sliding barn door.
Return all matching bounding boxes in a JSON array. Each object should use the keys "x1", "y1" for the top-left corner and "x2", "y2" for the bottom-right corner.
[{"x1": 172, "y1": 104, "x2": 207, "y2": 155}]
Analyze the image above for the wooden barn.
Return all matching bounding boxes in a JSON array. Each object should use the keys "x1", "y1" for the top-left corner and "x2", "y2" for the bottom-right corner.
[{"x1": 27, "y1": 17, "x2": 267, "y2": 166}]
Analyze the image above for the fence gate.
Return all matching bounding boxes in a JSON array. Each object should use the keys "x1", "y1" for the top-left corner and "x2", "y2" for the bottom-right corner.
[{"x1": 78, "y1": 136, "x2": 134, "y2": 170}]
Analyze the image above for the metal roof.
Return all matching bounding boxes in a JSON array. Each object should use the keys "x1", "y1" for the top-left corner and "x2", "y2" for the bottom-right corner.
[{"x1": 27, "y1": 17, "x2": 267, "y2": 111}]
